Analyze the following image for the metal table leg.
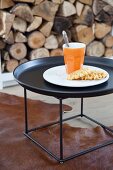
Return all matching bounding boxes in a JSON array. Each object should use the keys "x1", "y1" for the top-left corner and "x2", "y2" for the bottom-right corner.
[
  {"x1": 59, "y1": 98, "x2": 63, "y2": 163},
  {"x1": 24, "y1": 88, "x2": 28, "y2": 134},
  {"x1": 81, "y1": 98, "x2": 83, "y2": 117}
]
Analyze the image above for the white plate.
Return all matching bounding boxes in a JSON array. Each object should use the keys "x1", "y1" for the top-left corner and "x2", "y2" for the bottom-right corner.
[{"x1": 43, "y1": 65, "x2": 109, "y2": 87}]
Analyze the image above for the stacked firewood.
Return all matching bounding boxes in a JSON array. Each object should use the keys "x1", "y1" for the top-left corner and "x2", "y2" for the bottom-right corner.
[{"x1": 0, "y1": 0, "x2": 113, "y2": 72}]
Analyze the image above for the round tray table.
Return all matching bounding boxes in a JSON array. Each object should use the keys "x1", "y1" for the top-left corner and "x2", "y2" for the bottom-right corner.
[{"x1": 13, "y1": 56, "x2": 113, "y2": 163}]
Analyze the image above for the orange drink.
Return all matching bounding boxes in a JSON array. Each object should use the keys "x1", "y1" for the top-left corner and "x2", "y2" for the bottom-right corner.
[{"x1": 63, "y1": 42, "x2": 86, "y2": 74}]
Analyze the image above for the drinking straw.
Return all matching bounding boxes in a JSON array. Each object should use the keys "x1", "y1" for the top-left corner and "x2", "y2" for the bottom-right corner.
[{"x1": 62, "y1": 31, "x2": 69, "y2": 47}]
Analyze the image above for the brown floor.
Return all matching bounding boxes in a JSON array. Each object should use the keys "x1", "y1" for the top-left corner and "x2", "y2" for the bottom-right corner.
[
  {"x1": 0, "y1": 92, "x2": 113, "y2": 169},
  {"x1": 1, "y1": 84, "x2": 113, "y2": 128}
]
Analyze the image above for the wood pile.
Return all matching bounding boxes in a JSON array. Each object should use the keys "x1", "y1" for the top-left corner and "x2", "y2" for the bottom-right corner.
[{"x1": 0, "y1": 0, "x2": 113, "y2": 72}]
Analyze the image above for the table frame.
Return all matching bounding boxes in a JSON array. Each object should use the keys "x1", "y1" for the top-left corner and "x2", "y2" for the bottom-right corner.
[{"x1": 24, "y1": 88, "x2": 113, "y2": 163}]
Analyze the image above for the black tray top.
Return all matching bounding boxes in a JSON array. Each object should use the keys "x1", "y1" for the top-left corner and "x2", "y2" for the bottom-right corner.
[{"x1": 13, "y1": 56, "x2": 113, "y2": 98}]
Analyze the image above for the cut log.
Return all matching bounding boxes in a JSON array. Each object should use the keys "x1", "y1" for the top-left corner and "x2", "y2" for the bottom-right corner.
[
  {"x1": 56, "y1": 34, "x2": 64, "y2": 48},
  {"x1": 5, "y1": 30, "x2": 14, "y2": 44},
  {"x1": 6, "y1": 59, "x2": 18, "y2": 72},
  {"x1": 76, "y1": 2, "x2": 84, "y2": 16},
  {"x1": 2, "y1": 12, "x2": 15, "y2": 39},
  {"x1": 0, "y1": 0, "x2": 14, "y2": 9},
  {"x1": 15, "y1": 32, "x2": 27, "y2": 43},
  {"x1": 3, "y1": 12, "x2": 15, "y2": 39},
  {"x1": 9, "y1": 43, "x2": 27, "y2": 60},
  {"x1": 102, "y1": 0, "x2": 113, "y2": 7},
  {"x1": 70, "y1": 27, "x2": 78, "y2": 42},
  {"x1": 10, "y1": 3, "x2": 33, "y2": 22},
  {"x1": 0, "y1": 11, "x2": 6, "y2": 36},
  {"x1": 28, "y1": 31, "x2": 45, "y2": 49},
  {"x1": 52, "y1": 0, "x2": 64, "y2": 4},
  {"x1": 40, "y1": 22, "x2": 53, "y2": 37},
  {"x1": 53, "y1": 17, "x2": 72, "y2": 34},
  {"x1": 86, "y1": 41, "x2": 105, "y2": 57},
  {"x1": 76, "y1": 25, "x2": 95, "y2": 45},
  {"x1": 2, "y1": 50, "x2": 10, "y2": 60},
  {"x1": 103, "y1": 5, "x2": 113, "y2": 15},
  {"x1": 1, "y1": 61, "x2": 5, "y2": 72},
  {"x1": 58, "y1": 1, "x2": 76, "y2": 17},
  {"x1": 27, "y1": 16, "x2": 42, "y2": 32},
  {"x1": 95, "y1": 10, "x2": 111, "y2": 24},
  {"x1": 13, "y1": 0, "x2": 34, "y2": 3},
  {"x1": 35, "y1": 0, "x2": 43, "y2": 5},
  {"x1": 69, "y1": 0, "x2": 76, "y2": 3},
  {"x1": 79, "y1": 0, "x2": 93, "y2": 5},
  {"x1": 0, "y1": 38, "x2": 5, "y2": 49},
  {"x1": 13, "y1": 17, "x2": 27, "y2": 33},
  {"x1": 32, "y1": 1, "x2": 59, "y2": 21},
  {"x1": 19, "y1": 58, "x2": 28, "y2": 64},
  {"x1": 93, "y1": 0, "x2": 107, "y2": 15},
  {"x1": 30, "y1": 48, "x2": 49, "y2": 60},
  {"x1": 94, "y1": 23, "x2": 112, "y2": 39},
  {"x1": 50, "y1": 48, "x2": 63, "y2": 56},
  {"x1": 74, "y1": 5, "x2": 94, "y2": 26},
  {"x1": 44, "y1": 35, "x2": 58, "y2": 49},
  {"x1": 103, "y1": 35, "x2": 113, "y2": 47},
  {"x1": 104, "y1": 48, "x2": 113, "y2": 57}
]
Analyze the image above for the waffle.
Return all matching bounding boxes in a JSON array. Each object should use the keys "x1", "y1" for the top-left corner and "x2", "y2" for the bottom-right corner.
[{"x1": 67, "y1": 67, "x2": 107, "y2": 80}]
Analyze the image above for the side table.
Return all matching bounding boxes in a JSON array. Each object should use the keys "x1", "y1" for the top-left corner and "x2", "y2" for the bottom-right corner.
[{"x1": 13, "y1": 56, "x2": 113, "y2": 163}]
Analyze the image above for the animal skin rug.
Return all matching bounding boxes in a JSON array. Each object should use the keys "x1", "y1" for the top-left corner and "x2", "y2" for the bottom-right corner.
[{"x1": 0, "y1": 92, "x2": 113, "y2": 170}]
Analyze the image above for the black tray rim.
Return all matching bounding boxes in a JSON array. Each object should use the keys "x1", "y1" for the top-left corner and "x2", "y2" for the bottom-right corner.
[{"x1": 13, "y1": 56, "x2": 113, "y2": 98}]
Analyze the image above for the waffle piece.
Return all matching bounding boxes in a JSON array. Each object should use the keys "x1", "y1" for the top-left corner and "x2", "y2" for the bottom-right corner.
[{"x1": 67, "y1": 67, "x2": 107, "y2": 80}]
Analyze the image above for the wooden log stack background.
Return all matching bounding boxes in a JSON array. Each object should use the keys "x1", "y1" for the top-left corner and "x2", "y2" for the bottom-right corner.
[{"x1": 0, "y1": 0, "x2": 113, "y2": 72}]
